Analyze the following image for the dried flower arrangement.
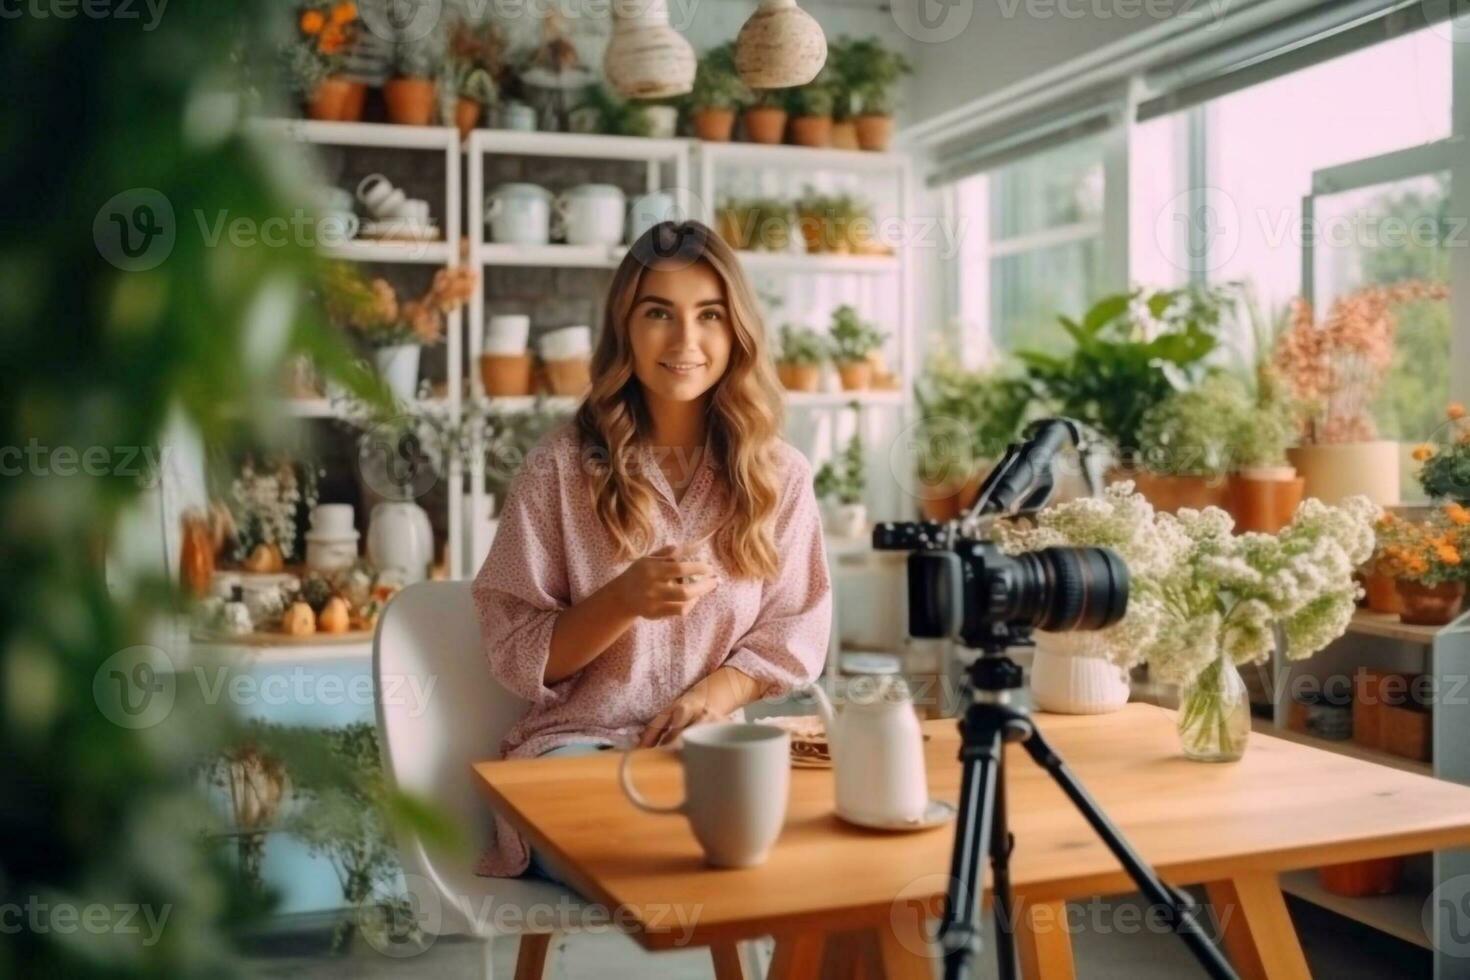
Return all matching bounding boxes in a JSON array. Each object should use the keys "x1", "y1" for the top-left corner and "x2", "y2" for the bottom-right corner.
[
  {"x1": 319, "y1": 262, "x2": 477, "y2": 348},
  {"x1": 1272, "y1": 281, "x2": 1449, "y2": 444}
]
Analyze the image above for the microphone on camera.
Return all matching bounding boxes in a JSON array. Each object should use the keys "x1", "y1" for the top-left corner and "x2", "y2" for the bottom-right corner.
[{"x1": 970, "y1": 418, "x2": 1081, "y2": 518}]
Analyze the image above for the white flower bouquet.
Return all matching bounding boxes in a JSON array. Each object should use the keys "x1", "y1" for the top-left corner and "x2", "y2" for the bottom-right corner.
[{"x1": 997, "y1": 483, "x2": 1379, "y2": 758}]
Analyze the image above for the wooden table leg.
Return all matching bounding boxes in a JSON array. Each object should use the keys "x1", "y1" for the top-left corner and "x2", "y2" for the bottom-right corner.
[
  {"x1": 513, "y1": 933, "x2": 556, "y2": 980},
  {"x1": 1205, "y1": 874, "x2": 1311, "y2": 980},
  {"x1": 710, "y1": 941, "x2": 751, "y2": 980},
  {"x1": 769, "y1": 933, "x2": 827, "y2": 980},
  {"x1": 1014, "y1": 900, "x2": 1075, "y2": 980}
]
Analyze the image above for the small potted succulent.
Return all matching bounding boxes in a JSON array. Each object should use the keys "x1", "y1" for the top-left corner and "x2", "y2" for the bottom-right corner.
[
  {"x1": 687, "y1": 42, "x2": 747, "y2": 141},
  {"x1": 448, "y1": 20, "x2": 506, "y2": 139},
  {"x1": 775, "y1": 324, "x2": 826, "y2": 392},
  {"x1": 742, "y1": 88, "x2": 787, "y2": 145},
  {"x1": 786, "y1": 72, "x2": 835, "y2": 148},
  {"x1": 285, "y1": 2, "x2": 364, "y2": 121},
  {"x1": 844, "y1": 37, "x2": 911, "y2": 151},
  {"x1": 825, "y1": 36, "x2": 860, "y2": 150},
  {"x1": 385, "y1": 40, "x2": 441, "y2": 126},
  {"x1": 828, "y1": 305, "x2": 886, "y2": 391},
  {"x1": 814, "y1": 426, "x2": 867, "y2": 539}
]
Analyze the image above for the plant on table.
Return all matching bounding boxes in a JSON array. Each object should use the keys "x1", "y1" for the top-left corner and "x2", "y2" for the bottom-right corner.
[
  {"x1": 828, "y1": 304, "x2": 886, "y2": 391},
  {"x1": 224, "y1": 457, "x2": 320, "y2": 569},
  {"x1": 1413, "y1": 403, "x2": 1470, "y2": 504},
  {"x1": 775, "y1": 324, "x2": 827, "y2": 391},
  {"x1": 1373, "y1": 505, "x2": 1470, "y2": 625},
  {"x1": 998, "y1": 484, "x2": 1378, "y2": 761},
  {"x1": 814, "y1": 418, "x2": 867, "y2": 537},
  {"x1": 1137, "y1": 372, "x2": 1252, "y2": 481}
]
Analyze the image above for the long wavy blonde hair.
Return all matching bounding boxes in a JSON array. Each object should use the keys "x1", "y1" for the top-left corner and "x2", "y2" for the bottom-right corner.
[{"x1": 573, "y1": 220, "x2": 786, "y2": 580}]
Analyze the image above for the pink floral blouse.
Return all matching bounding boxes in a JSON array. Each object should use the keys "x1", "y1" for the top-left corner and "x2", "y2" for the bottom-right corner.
[{"x1": 473, "y1": 422, "x2": 832, "y2": 876}]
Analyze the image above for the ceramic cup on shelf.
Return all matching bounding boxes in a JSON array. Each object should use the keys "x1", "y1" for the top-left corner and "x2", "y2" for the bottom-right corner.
[
  {"x1": 486, "y1": 183, "x2": 553, "y2": 245},
  {"x1": 497, "y1": 101, "x2": 537, "y2": 131},
  {"x1": 555, "y1": 184, "x2": 626, "y2": 246},
  {"x1": 619, "y1": 722, "x2": 790, "y2": 868},
  {"x1": 484, "y1": 314, "x2": 531, "y2": 355},
  {"x1": 305, "y1": 503, "x2": 360, "y2": 573}
]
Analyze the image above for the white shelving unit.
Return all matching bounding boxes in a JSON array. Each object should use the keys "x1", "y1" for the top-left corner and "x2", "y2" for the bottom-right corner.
[{"x1": 247, "y1": 119, "x2": 469, "y2": 578}]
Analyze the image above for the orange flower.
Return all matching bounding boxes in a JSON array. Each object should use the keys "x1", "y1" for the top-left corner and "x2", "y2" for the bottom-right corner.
[
  {"x1": 1438, "y1": 545, "x2": 1461, "y2": 566},
  {"x1": 1449, "y1": 403, "x2": 1466, "y2": 420},
  {"x1": 318, "y1": 26, "x2": 346, "y2": 53},
  {"x1": 1413, "y1": 444, "x2": 1436, "y2": 462},
  {"x1": 299, "y1": 8, "x2": 325, "y2": 33},
  {"x1": 330, "y1": 1, "x2": 356, "y2": 22},
  {"x1": 1447, "y1": 504, "x2": 1470, "y2": 527}
]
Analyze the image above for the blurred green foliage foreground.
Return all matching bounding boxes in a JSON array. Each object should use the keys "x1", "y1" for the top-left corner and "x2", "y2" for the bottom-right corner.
[{"x1": 0, "y1": 6, "x2": 434, "y2": 976}]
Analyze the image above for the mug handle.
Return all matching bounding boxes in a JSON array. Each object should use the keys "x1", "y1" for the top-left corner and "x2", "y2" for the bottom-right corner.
[
  {"x1": 618, "y1": 746, "x2": 685, "y2": 815},
  {"x1": 356, "y1": 173, "x2": 389, "y2": 205}
]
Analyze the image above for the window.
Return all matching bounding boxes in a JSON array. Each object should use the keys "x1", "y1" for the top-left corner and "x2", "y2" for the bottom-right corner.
[{"x1": 953, "y1": 135, "x2": 1108, "y2": 357}]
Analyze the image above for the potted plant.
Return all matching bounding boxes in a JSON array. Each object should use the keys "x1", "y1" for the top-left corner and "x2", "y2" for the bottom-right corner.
[
  {"x1": 742, "y1": 87, "x2": 787, "y2": 144},
  {"x1": 828, "y1": 305, "x2": 886, "y2": 391},
  {"x1": 1134, "y1": 373, "x2": 1246, "y2": 514},
  {"x1": 1274, "y1": 280, "x2": 1449, "y2": 506},
  {"x1": 794, "y1": 189, "x2": 849, "y2": 255},
  {"x1": 447, "y1": 20, "x2": 505, "y2": 139},
  {"x1": 814, "y1": 425, "x2": 866, "y2": 538},
  {"x1": 786, "y1": 73, "x2": 835, "y2": 148},
  {"x1": 1374, "y1": 506, "x2": 1470, "y2": 625},
  {"x1": 825, "y1": 35, "x2": 860, "y2": 150},
  {"x1": 911, "y1": 345, "x2": 1031, "y2": 521},
  {"x1": 775, "y1": 324, "x2": 826, "y2": 391},
  {"x1": 1000, "y1": 483, "x2": 1377, "y2": 760},
  {"x1": 1414, "y1": 403, "x2": 1470, "y2": 505},
  {"x1": 285, "y1": 2, "x2": 364, "y2": 121},
  {"x1": 843, "y1": 36, "x2": 911, "y2": 151},
  {"x1": 570, "y1": 85, "x2": 653, "y2": 136},
  {"x1": 716, "y1": 197, "x2": 791, "y2": 252},
  {"x1": 686, "y1": 42, "x2": 747, "y2": 141},
  {"x1": 1226, "y1": 366, "x2": 1304, "y2": 533},
  {"x1": 224, "y1": 457, "x2": 319, "y2": 572},
  {"x1": 1020, "y1": 287, "x2": 1227, "y2": 495},
  {"x1": 384, "y1": 40, "x2": 440, "y2": 126}
]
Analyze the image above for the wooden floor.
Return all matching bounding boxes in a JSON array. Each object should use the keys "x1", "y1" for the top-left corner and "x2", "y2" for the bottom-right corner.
[{"x1": 244, "y1": 893, "x2": 1429, "y2": 979}]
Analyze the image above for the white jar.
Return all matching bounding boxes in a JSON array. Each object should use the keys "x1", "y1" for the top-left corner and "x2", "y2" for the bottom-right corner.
[
  {"x1": 555, "y1": 184, "x2": 626, "y2": 246},
  {"x1": 484, "y1": 314, "x2": 531, "y2": 355},
  {"x1": 486, "y1": 183, "x2": 553, "y2": 245}
]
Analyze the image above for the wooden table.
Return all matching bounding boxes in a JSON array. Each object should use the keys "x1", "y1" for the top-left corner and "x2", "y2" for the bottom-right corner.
[{"x1": 474, "y1": 703, "x2": 1470, "y2": 979}]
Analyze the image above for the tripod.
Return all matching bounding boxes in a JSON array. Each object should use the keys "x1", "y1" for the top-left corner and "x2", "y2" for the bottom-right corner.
[{"x1": 936, "y1": 650, "x2": 1239, "y2": 980}]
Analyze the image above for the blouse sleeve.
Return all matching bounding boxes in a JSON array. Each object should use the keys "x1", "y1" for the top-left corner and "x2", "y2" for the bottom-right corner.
[
  {"x1": 723, "y1": 450, "x2": 833, "y2": 698},
  {"x1": 472, "y1": 454, "x2": 577, "y2": 708}
]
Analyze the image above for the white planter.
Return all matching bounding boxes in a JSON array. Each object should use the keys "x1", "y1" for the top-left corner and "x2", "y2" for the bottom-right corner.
[
  {"x1": 374, "y1": 345, "x2": 421, "y2": 402},
  {"x1": 1029, "y1": 632, "x2": 1130, "y2": 714},
  {"x1": 823, "y1": 501, "x2": 867, "y2": 539},
  {"x1": 1287, "y1": 441, "x2": 1401, "y2": 506},
  {"x1": 643, "y1": 105, "x2": 679, "y2": 138}
]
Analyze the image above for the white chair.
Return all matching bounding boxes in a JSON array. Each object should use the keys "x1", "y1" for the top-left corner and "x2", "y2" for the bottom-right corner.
[{"x1": 373, "y1": 579, "x2": 593, "y2": 979}]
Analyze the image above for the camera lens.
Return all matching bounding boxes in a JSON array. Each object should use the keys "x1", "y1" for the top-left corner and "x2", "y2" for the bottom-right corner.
[{"x1": 1000, "y1": 546, "x2": 1129, "y2": 632}]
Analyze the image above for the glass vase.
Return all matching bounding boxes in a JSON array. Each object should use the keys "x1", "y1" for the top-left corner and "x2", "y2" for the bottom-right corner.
[{"x1": 1177, "y1": 656, "x2": 1251, "y2": 762}]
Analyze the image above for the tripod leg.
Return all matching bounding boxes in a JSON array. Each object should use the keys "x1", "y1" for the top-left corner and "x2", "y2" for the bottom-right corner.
[
  {"x1": 940, "y1": 720, "x2": 1005, "y2": 980},
  {"x1": 989, "y1": 753, "x2": 1018, "y2": 980},
  {"x1": 1016, "y1": 726, "x2": 1239, "y2": 980}
]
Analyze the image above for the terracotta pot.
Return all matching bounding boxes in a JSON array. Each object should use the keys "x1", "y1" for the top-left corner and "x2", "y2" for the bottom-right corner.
[
  {"x1": 384, "y1": 78, "x2": 438, "y2": 126},
  {"x1": 340, "y1": 80, "x2": 367, "y2": 121},
  {"x1": 1287, "y1": 441, "x2": 1401, "y2": 506},
  {"x1": 1112, "y1": 469, "x2": 1230, "y2": 514},
  {"x1": 1395, "y1": 578, "x2": 1465, "y2": 626},
  {"x1": 830, "y1": 119, "x2": 858, "y2": 150},
  {"x1": 544, "y1": 356, "x2": 591, "y2": 397},
  {"x1": 1361, "y1": 566, "x2": 1405, "y2": 614},
  {"x1": 479, "y1": 353, "x2": 534, "y2": 397},
  {"x1": 1227, "y1": 468, "x2": 1305, "y2": 534},
  {"x1": 1319, "y1": 857, "x2": 1403, "y2": 898},
  {"x1": 855, "y1": 114, "x2": 894, "y2": 151},
  {"x1": 742, "y1": 106, "x2": 787, "y2": 144},
  {"x1": 777, "y1": 362, "x2": 821, "y2": 392},
  {"x1": 789, "y1": 115, "x2": 831, "y2": 147},
  {"x1": 455, "y1": 98, "x2": 482, "y2": 139},
  {"x1": 917, "y1": 472, "x2": 985, "y2": 523},
  {"x1": 179, "y1": 511, "x2": 215, "y2": 599},
  {"x1": 306, "y1": 76, "x2": 355, "y2": 121},
  {"x1": 715, "y1": 208, "x2": 747, "y2": 250},
  {"x1": 691, "y1": 107, "x2": 736, "y2": 141},
  {"x1": 836, "y1": 360, "x2": 872, "y2": 391}
]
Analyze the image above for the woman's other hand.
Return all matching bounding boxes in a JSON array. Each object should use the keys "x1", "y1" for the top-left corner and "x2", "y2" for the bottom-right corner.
[
  {"x1": 613, "y1": 542, "x2": 718, "y2": 620},
  {"x1": 638, "y1": 666, "x2": 762, "y2": 747}
]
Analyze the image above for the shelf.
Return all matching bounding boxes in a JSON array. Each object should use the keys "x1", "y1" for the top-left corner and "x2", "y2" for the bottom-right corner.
[
  {"x1": 1348, "y1": 609, "x2": 1443, "y2": 645},
  {"x1": 322, "y1": 239, "x2": 453, "y2": 264},
  {"x1": 476, "y1": 395, "x2": 580, "y2": 415},
  {"x1": 1252, "y1": 719, "x2": 1433, "y2": 776},
  {"x1": 1280, "y1": 869, "x2": 1431, "y2": 949},
  {"x1": 467, "y1": 129, "x2": 690, "y2": 162},
  {"x1": 696, "y1": 140, "x2": 907, "y2": 174},
  {"x1": 786, "y1": 390, "x2": 904, "y2": 408},
  {"x1": 736, "y1": 250, "x2": 899, "y2": 276},
  {"x1": 479, "y1": 243, "x2": 624, "y2": 269},
  {"x1": 247, "y1": 118, "x2": 460, "y2": 150}
]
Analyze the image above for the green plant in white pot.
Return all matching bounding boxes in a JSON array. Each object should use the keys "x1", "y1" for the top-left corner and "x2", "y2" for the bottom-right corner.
[
  {"x1": 814, "y1": 424, "x2": 866, "y2": 538},
  {"x1": 999, "y1": 483, "x2": 1377, "y2": 760}
]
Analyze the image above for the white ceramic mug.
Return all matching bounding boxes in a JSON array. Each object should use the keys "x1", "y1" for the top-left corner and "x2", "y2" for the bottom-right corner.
[
  {"x1": 391, "y1": 198, "x2": 431, "y2": 224},
  {"x1": 356, "y1": 173, "x2": 393, "y2": 211},
  {"x1": 619, "y1": 722, "x2": 790, "y2": 868},
  {"x1": 486, "y1": 183, "x2": 552, "y2": 245},
  {"x1": 555, "y1": 184, "x2": 626, "y2": 246}
]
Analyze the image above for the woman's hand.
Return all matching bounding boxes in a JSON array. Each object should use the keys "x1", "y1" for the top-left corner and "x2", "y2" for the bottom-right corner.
[
  {"x1": 638, "y1": 666, "x2": 763, "y2": 747},
  {"x1": 613, "y1": 542, "x2": 718, "y2": 620}
]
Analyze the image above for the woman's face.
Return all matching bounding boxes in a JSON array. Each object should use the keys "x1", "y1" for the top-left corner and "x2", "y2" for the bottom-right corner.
[{"x1": 627, "y1": 260, "x2": 734, "y2": 407}]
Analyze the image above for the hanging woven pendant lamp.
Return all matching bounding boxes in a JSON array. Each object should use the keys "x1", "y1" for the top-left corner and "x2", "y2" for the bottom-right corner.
[
  {"x1": 734, "y1": 0, "x2": 827, "y2": 89},
  {"x1": 604, "y1": 0, "x2": 696, "y2": 99}
]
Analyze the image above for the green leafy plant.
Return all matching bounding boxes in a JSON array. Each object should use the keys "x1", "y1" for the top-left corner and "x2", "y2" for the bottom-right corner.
[
  {"x1": 1137, "y1": 373, "x2": 1253, "y2": 477},
  {"x1": 828, "y1": 304, "x2": 886, "y2": 363},
  {"x1": 839, "y1": 36, "x2": 912, "y2": 116},
  {"x1": 913, "y1": 343, "x2": 1033, "y2": 486},
  {"x1": 1230, "y1": 368, "x2": 1298, "y2": 470},
  {"x1": 1018, "y1": 286, "x2": 1234, "y2": 456},
  {"x1": 787, "y1": 73, "x2": 836, "y2": 118},
  {"x1": 823, "y1": 36, "x2": 859, "y2": 120},
  {"x1": 575, "y1": 85, "x2": 653, "y2": 136},
  {"x1": 815, "y1": 427, "x2": 865, "y2": 505},
  {"x1": 688, "y1": 42, "x2": 748, "y2": 111},
  {"x1": 749, "y1": 87, "x2": 788, "y2": 109},
  {"x1": 777, "y1": 324, "x2": 827, "y2": 366},
  {"x1": 394, "y1": 39, "x2": 440, "y2": 79},
  {"x1": 1415, "y1": 404, "x2": 1470, "y2": 503}
]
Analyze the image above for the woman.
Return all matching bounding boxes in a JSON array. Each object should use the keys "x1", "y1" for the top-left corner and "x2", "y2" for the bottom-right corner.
[{"x1": 474, "y1": 220, "x2": 832, "y2": 881}]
